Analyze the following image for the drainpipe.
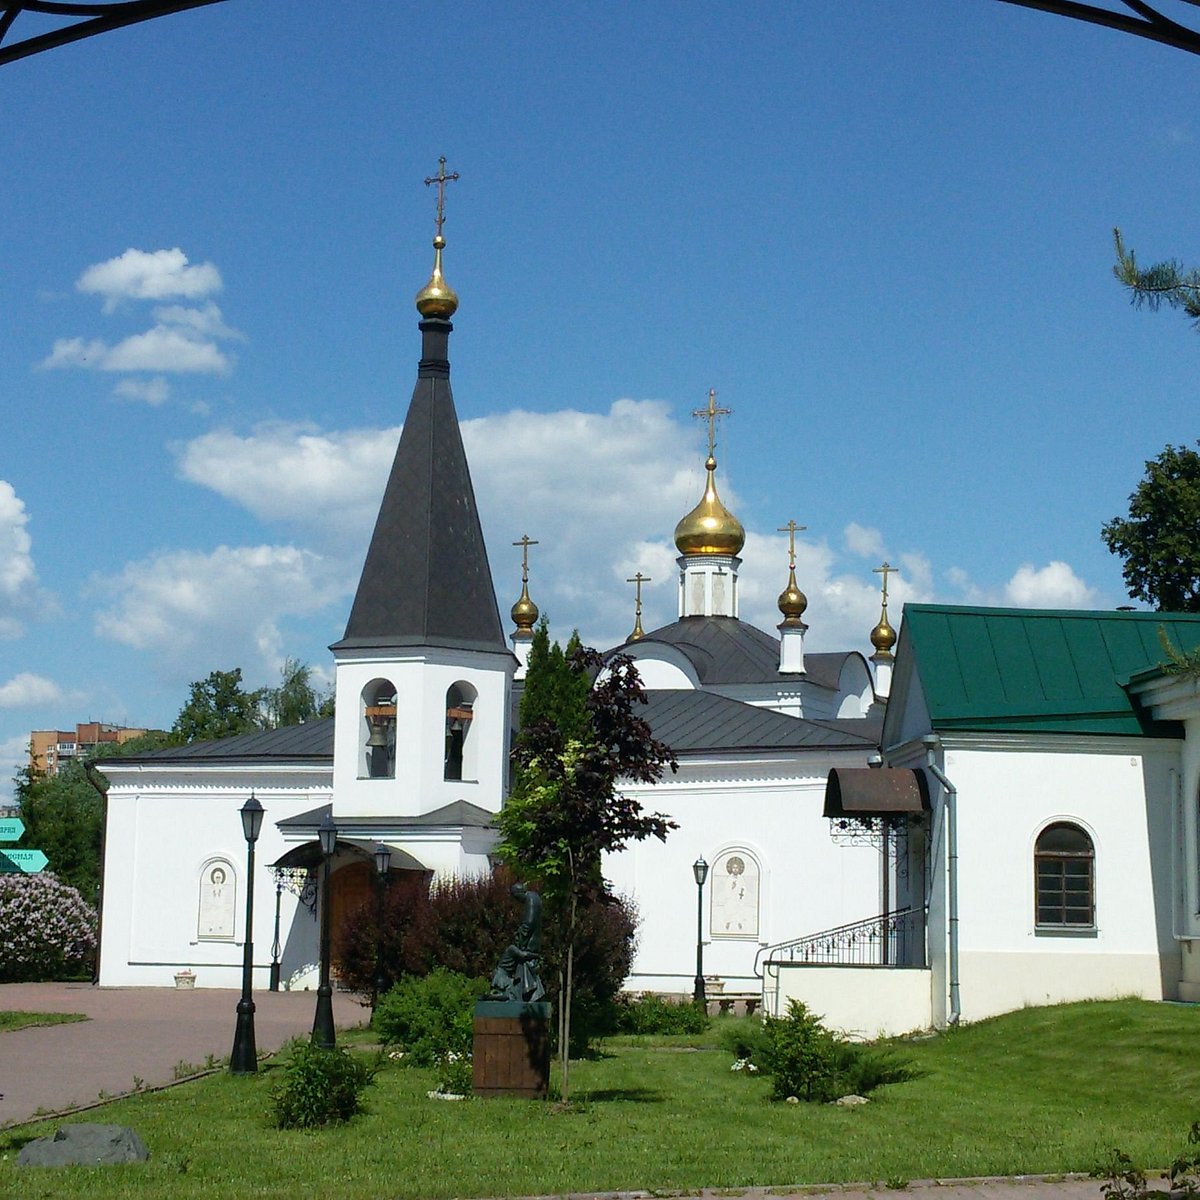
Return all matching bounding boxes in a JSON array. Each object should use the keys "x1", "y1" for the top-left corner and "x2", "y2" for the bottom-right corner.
[{"x1": 922, "y1": 734, "x2": 960, "y2": 1025}]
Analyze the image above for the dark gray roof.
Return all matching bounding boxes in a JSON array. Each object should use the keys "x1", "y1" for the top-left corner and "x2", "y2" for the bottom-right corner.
[
  {"x1": 614, "y1": 616, "x2": 857, "y2": 690},
  {"x1": 277, "y1": 800, "x2": 494, "y2": 830},
  {"x1": 103, "y1": 719, "x2": 335, "y2": 765},
  {"x1": 642, "y1": 690, "x2": 881, "y2": 754},
  {"x1": 333, "y1": 317, "x2": 508, "y2": 655}
]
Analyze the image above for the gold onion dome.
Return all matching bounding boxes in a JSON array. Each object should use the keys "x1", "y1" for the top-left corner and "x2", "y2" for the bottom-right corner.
[
  {"x1": 778, "y1": 567, "x2": 808, "y2": 622},
  {"x1": 511, "y1": 581, "x2": 539, "y2": 633},
  {"x1": 415, "y1": 234, "x2": 459, "y2": 318},
  {"x1": 674, "y1": 456, "x2": 746, "y2": 556},
  {"x1": 871, "y1": 610, "x2": 897, "y2": 656}
]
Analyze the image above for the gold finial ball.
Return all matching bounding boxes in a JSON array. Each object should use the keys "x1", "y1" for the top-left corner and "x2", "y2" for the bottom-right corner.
[
  {"x1": 511, "y1": 590, "x2": 539, "y2": 632},
  {"x1": 673, "y1": 459, "x2": 745, "y2": 557},
  {"x1": 871, "y1": 613, "x2": 897, "y2": 654},
  {"x1": 415, "y1": 235, "x2": 459, "y2": 318},
  {"x1": 778, "y1": 572, "x2": 808, "y2": 620}
]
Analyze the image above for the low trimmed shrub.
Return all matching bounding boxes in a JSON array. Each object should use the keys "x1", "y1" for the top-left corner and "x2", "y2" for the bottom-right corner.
[
  {"x1": 615, "y1": 993, "x2": 710, "y2": 1035},
  {"x1": 270, "y1": 1040, "x2": 376, "y2": 1128},
  {"x1": 0, "y1": 872, "x2": 96, "y2": 982},
  {"x1": 756, "y1": 1001, "x2": 915, "y2": 1103},
  {"x1": 372, "y1": 968, "x2": 485, "y2": 1066},
  {"x1": 338, "y1": 868, "x2": 638, "y2": 1054}
]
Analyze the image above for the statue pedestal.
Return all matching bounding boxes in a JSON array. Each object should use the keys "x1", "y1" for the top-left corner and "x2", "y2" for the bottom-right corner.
[{"x1": 472, "y1": 1000, "x2": 551, "y2": 1098}]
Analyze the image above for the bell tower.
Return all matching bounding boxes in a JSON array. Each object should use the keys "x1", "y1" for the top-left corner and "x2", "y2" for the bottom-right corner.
[{"x1": 330, "y1": 160, "x2": 515, "y2": 819}]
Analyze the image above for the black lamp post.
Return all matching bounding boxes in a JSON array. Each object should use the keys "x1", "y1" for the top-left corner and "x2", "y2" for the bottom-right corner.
[
  {"x1": 230, "y1": 793, "x2": 264, "y2": 1073},
  {"x1": 372, "y1": 842, "x2": 391, "y2": 1011},
  {"x1": 692, "y1": 855, "x2": 709, "y2": 1007},
  {"x1": 269, "y1": 871, "x2": 283, "y2": 991},
  {"x1": 312, "y1": 812, "x2": 338, "y2": 1049}
]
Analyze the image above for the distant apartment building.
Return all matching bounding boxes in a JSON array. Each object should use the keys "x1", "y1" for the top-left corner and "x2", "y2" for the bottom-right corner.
[{"x1": 29, "y1": 723, "x2": 151, "y2": 776}]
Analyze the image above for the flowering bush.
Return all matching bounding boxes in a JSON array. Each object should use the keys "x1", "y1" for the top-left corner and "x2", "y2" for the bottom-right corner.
[
  {"x1": 434, "y1": 1049, "x2": 473, "y2": 1097},
  {"x1": 0, "y1": 872, "x2": 97, "y2": 982}
]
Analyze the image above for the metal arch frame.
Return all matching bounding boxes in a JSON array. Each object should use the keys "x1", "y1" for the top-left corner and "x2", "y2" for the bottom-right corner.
[
  {"x1": 5, "y1": 2, "x2": 1200, "y2": 70},
  {"x1": 0, "y1": 1, "x2": 226, "y2": 66},
  {"x1": 994, "y1": 0, "x2": 1200, "y2": 55}
]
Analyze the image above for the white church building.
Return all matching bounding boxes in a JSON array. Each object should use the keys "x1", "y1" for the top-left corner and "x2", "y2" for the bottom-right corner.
[{"x1": 97, "y1": 207, "x2": 1200, "y2": 1037}]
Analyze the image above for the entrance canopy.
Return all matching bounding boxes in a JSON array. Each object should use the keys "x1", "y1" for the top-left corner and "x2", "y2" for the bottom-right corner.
[
  {"x1": 272, "y1": 839, "x2": 425, "y2": 872},
  {"x1": 823, "y1": 767, "x2": 929, "y2": 820}
]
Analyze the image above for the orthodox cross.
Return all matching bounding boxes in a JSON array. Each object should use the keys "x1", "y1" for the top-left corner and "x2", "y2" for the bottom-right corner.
[
  {"x1": 627, "y1": 571, "x2": 650, "y2": 612},
  {"x1": 691, "y1": 388, "x2": 732, "y2": 458},
  {"x1": 424, "y1": 156, "x2": 460, "y2": 237},
  {"x1": 874, "y1": 561, "x2": 899, "y2": 605},
  {"x1": 626, "y1": 572, "x2": 650, "y2": 640},
  {"x1": 778, "y1": 519, "x2": 807, "y2": 570},
  {"x1": 513, "y1": 534, "x2": 538, "y2": 583}
]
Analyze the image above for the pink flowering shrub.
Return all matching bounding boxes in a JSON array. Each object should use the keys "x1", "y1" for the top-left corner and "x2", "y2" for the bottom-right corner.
[{"x1": 0, "y1": 872, "x2": 97, "y2": 982}]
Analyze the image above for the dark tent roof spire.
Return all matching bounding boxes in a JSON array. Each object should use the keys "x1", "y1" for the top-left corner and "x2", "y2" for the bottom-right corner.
[{"x1": 333, "y1": 165, "x2": 507, "y2": 656}]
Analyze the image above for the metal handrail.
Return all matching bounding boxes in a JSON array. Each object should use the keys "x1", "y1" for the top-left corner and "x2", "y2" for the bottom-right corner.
[{"x1": 755, "y1": 905, "x2": 927, "y2": 975}]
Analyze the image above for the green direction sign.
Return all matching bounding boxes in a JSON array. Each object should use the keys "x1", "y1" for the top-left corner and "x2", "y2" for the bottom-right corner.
[
  {"x1": 0, "y1": 848, "x2": 48, "y2": 873},
  {"x1": 0, "y1": 817, "x2": 25, "y2": 842}
]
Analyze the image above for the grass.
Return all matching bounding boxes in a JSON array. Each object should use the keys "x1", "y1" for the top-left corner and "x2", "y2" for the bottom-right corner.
[
  {"x1": 0, "y1": 1011, "x2": 87, "y2": 1033},
  {"x1": 0, "y1": 1000, "x2": 1196, "y2": 1199}
]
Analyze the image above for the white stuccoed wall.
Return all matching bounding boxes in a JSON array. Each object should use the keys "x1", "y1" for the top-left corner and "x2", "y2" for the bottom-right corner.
[
  {"x1": 925, "y1": 740, "x2": 1181, "y2": 1025},
  {"x1": 604, "y1": 750, "x2": 881, "y2": 996},
  {"x1": 99, "y1": 767, "x2": 329, "y2": 989}
]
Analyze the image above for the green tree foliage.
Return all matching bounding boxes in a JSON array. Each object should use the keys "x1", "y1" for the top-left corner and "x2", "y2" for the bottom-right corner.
[
  {"x1": 14, "y1": 760, "x2": 104, "y2": 900},
  {"x1": 498, "y1": 647, "x2": 677, "y2": 1099},
  {"x1": 261, "y1": 657, "x2": 333, "y2": 728},
  {"x1": 172, "y1": 668, "x2": 265, "y2": 742},
  {"x1": 517, "y1": 618, "x2": 589, "y2": 745},
  {"x1": 1101, "y1": 442, "x2": 1200, "y2": 612},
  {"x1": 1113, "y1": 228, "x2": 1200, "y2": 327},
  {"x1": 336, "y1": 867, "x2": 637, "y2": 1052}
]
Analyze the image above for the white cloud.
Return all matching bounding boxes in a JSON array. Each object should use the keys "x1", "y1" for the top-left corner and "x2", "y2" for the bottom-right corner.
[
  {"x1": 77, "y1": 248, "x2": 221, "y2": 313},
  {"x1": 167, "y1": 403, "x2": 1101, "y2": 670},
  {"x1": 0, "y1": 481, "x2": 53, "y2": 638},
  {"x1": 1004, "y1": 561, "x2": 1098, "y2": 609},
  {"x1": 152, "y1": 302, "x2": 243, "y2": 341},
  {"x1": 43, "y1": 252, "x2": 238, "y2": 388},
  {"x1": 0, "y1": 673, "x2": 65, "y2": 708},
  {"x1": 44, "y1": 325, "x2": 232, "y2": 375},
  {"x1": 115, "y1": 376, "x2": 170, "y2": 405},
  {"x1": 844, "y1": 522, "x2": 885, "y2": 559},
  {"x1": 91, "y1": 544, "x2": 345, "y2": 681},
  {"x1": 176, "y1": 423, "x2": 397, "y2": 545}
]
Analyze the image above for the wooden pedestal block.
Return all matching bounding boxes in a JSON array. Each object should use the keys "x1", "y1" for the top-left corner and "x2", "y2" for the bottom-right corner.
[{"x1": 473, "y1": 1001, "x2": 551, "y2": 1098}]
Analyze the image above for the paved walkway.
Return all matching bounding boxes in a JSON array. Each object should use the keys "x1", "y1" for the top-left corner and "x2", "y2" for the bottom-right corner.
[
  {"x1": 0, "y1": 981, "x2": 366, "y2": 1127},
  {"x1": 503, "y1": 1183, "x2": 1107, "y2": 1200}
]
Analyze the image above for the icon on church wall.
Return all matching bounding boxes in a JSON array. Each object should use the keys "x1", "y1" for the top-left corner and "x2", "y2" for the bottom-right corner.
[
  {"x1": 197, "y1": 859, "x2": 237, "y2": 940},
  {"x1": 709, "y1": 849, "x2": 760, "y2": 939}
]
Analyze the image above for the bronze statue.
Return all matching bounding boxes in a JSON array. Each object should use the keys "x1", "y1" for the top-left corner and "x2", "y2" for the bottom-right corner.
[{"x1": 487, "y1": 883, "x2": 545, "y2": 1003}]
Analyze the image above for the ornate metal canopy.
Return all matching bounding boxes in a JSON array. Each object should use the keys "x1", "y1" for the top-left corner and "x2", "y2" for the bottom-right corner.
[
  {"x1": 996, "y1": 1, "x2": 1200, "y2": 55},
  {"x1": 0, "y1": 1, "x2": 225, "y2": 66}
]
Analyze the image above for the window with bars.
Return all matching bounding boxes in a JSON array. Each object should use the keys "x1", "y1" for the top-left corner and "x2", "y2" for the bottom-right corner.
[{"x1": 1035, "y1": 822, "x2": 1094, "y2": 929}]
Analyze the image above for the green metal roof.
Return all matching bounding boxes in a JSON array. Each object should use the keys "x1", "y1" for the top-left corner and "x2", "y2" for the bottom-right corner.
[{"x1": 901, "y1": 605, "x2": 1200, "y2": 737}]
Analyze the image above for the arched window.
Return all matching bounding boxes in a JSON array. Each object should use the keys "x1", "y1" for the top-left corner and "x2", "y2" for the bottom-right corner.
[
  {"x1": 361, "y1": 679, "x2": 397, "y2": 779},
  {"x1": 1035, "y1": 822, "x2": 1095, "y2": 929},
  {"x1": 444, "y1": 681, "x2": 477, "y2": 782}
]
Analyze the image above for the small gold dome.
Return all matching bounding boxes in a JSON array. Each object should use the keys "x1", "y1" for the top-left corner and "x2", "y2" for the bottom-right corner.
[
  {"x1": 511, "y1": 581, "x2": 539, "y2": 633},
  {"x1": 674, "y1": 456, "x2": 745, "y2": 556},
  {"x1": 415, "y1": 235, "x2": 459, "y2": 318},
  {"x1": 778, "y1": 567, "x2": 808, "y2": 622},
  {"x1": 871, "y1": 611, "x2": 897, "y2": 655}
]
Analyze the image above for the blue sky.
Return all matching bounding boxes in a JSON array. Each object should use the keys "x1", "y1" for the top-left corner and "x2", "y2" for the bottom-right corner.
[{"x1": 3, "y1": 1, "x2": 1199, "y2": 798}]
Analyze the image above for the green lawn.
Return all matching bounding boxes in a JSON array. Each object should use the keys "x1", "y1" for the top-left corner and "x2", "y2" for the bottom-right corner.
[
  {"x1": 0, "y1": 1011, "x2": 87, "y2": 1033},
  {"x1": 1, "y1": 1000, "x2": 1196, "y2": 1199}
]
